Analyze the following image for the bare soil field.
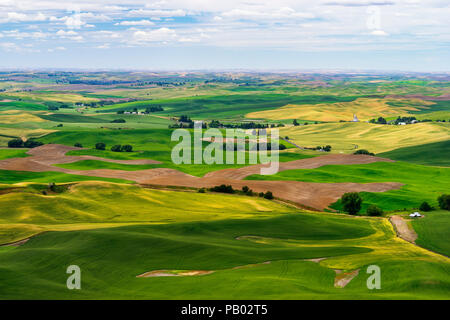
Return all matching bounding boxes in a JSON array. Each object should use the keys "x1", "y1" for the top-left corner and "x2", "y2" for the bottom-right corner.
[{"x1": 0, "y1": 144, "x2": 403, "y2": 210}]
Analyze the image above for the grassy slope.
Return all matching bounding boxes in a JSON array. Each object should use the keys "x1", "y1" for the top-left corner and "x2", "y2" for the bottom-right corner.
[
  {"x1": 0, "y1": 101, "x2": 47, "y2": 111},
  {"x1": 0, "y1": 182, "x2": 296, "y2": 244},
  {"x1": 246, "y1": 161, "x2": 450, "y2": 212},
  {"x1": 379, "y1": 140, "x2": 450, "y2": 167},
  {"x1": 0, "y1": 212, "x2": 448, "y2": 299},
  {"x1": 0, "y1": 170, "x2": 133, "y2": 185},
  {"x1": 412, "y1": 210, "x2": 450, "y2": 257},
  {"x1": 0, "y1": 149, "x2": 29, "y2": 160},
  {"x1": 246, "y1": 98, "x2": 433, "y2": 122},
  {"x1": 54, "y1": 160, "x2": 161, "y2": 171},
  {"x1": 280, "y1": 122, "x2": 450, "y2": 154},
  {"x1": 92, "y1": 94, "x2": 358, "y2": 119}
]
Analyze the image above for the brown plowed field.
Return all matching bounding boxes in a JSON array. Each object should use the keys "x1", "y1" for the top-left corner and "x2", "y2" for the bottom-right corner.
[{"x1": 0, "y1": 144, "x2": 403, "y2": 210}]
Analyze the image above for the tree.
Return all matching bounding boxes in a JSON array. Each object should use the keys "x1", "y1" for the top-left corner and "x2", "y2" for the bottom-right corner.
[
  {"x1": 111, "y1": 145, "x2": 122, "y2": 152},
  {"x1": 121, "y1": 145, "x2": 133, "y2": 152},
  {"x1": 209, "y1": 184, "x2": 234, "y2": 194},
  {"x1": 242, "y1": 186, "x2": 249, "y2": 193},
  {"x1": 341, "y1": 192, "x2": 362, "y2": 215},
  {"x1": 95, "y1": 142, "x2": 106, "y2": 150},
  {"x1": 419, "y1": 201, "x2": 432, "y2": 212},
  {"x1": 323, "y1": 145, "x2": 332, "y2": 152},
  {"x1": 263, "y1": 191, "x2": 274, "y2": 200},
  {"x1": 111, "y1": 118, "x2": 124, "y2": 123},
  {"x1": 8, "y1": 138, "x2": 24, "y2": 148},
  {"x1": 377, "y1": 117, "x2": 387, "y2": 124},
  {"x1": 74, "y1": 143, "x2": 83, "y2": 148},
  {"x1": 437, "y1": 194, "x2": 450, "y2": 210},
  {"x1": 24, "y1": 139, "x2": 44, "y2": 148},
  {"x1": 367, "y1": 204, "x2": 383, "y2": 216},
  {"x1": 293, "y1": 119, "x2": 299, "y2": 126},
  {"x1": 354, "y1": 149, "x2": 375, "y2": 156}
]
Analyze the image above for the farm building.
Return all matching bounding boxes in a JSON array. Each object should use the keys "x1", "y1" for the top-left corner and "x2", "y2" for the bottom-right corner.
[{"x1": 409, "y1": 212, "x2": 422, "y2": 218}]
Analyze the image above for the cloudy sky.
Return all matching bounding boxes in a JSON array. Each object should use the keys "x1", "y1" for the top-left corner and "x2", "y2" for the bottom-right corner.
[{"x1": 0, "y1": 0, "x2": 449, "y2": 71}]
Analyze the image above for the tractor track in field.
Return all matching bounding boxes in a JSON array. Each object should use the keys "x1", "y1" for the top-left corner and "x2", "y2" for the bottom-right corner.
[{"x1": 0, "y1": 144, "x2": 403, "y2": 210}]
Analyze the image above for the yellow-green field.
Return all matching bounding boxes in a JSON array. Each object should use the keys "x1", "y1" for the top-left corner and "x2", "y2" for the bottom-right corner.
[
  {"x1": 280, "y1": 122, "x2": 450, "y2": 153},
  {"x1": 0, "y1": 181, "x2": 296, "y2": 244},
  {"x1": 0, "y1": 110, "x2": 48, "y2": 124},
  {"x1": 1, "y1": 92, "x2": 99, "y2": 103},
  {"x1": 246, "y1": 98, "x2": 433, "y2": 121}
]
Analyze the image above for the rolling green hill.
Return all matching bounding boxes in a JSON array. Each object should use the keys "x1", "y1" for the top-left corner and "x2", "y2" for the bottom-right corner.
[
  {"x1": 246, "y1": 161, "x2": 450, "y2": 212},
  {"x1": 0, "y1": 212, "x2": 448, "y2": 299},
  {"x1": 379, "y1": 140, "x2": 450, "y2": 167},
  {"x1": 412, "y1": 210, "x2": 450, "y2": 257}
]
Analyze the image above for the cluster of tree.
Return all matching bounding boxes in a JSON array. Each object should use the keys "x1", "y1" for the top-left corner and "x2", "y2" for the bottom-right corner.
[
  {"x1": 130, "y1": 81, "x2": 186, "y2": 86},
  {"x1": 209, "y1": 120, "x2": 284, "y2": 129},
  {"x1": 394, "y1": 116, "x2": 417, "y2": 124},
  {"x1": 293, "y1": 120, "x2": 310, "y2": 126},
  {"x1": 354, "y1": 149, "x2": 375, "y2": 156},
  {"x1": 111, "y1": 144, "x2": 133, "y2": 152},
  {"x1": 209, "y1": 184, "x2": 235, "y2": 194},
  {"x1": 74, "y1": 143, "x2": 83, "y2": 148},
  {"x1": 340, "y1": 192, "x2": 383, "y2": 216},
  {"x1": 145, "y1": 106, "x2": 164, "y2": 113},
  {"x1": 169, "y1": 122, "x2": 207, "y2": 129},
  {"x1": 111, "y1": 119, "x2": 126, "y2": 123},
  {"x1": 222, "y1": 142, "x2": 286, "y2": 151},
  {"x1": 304, "y1": 145, "x2": 331, "y2": 152},
  {"x1": 369, "y1": 117, "x2": 387, "y2": 124},
  {"x1": 69, "y1": 80, "x2": 131, "y2": 85},
  {"x1": 206, "y1": 184, "x2": 273, "y2": 200},
  {"x1": 316, "y1": 145, "x2": 332, "y2": 152},
  {"x1": 116, "y1": 105, "x2": 164, "y2": 114},
  {"x1": 8, "y1": 138, "x2": 43, "y2": 148},
  {"x1": 179, "y1": 115, "x2": 193, "y2": 123}
]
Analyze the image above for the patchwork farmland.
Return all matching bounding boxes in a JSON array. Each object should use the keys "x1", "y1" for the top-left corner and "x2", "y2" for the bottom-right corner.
[{"x1": 0, "y1": 71, "x2": 448, "y2": 300}]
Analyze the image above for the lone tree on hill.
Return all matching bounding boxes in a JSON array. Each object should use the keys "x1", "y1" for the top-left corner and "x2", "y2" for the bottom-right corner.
[
  {"x1": 263, "y1": 191, "x2": 274, "y2": 200},
  {"x1": 95, "y1": 142, "x2": 106, "y2": 150},
  {"x1": 367, "y1": 204, "x2": 383, "y2": 216},
  {"x1": 419, "y1": 201, "x2": 432, "y2": 212},
  {"x1": 293, "y1": 119, "x2": 299, "y2": 126},
  {"x1": 341, "y1": 192, "x2": 362, "y2": 215},
  {"x1": 437, "y1": 194, "x2": 450, "y2": 210}
]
